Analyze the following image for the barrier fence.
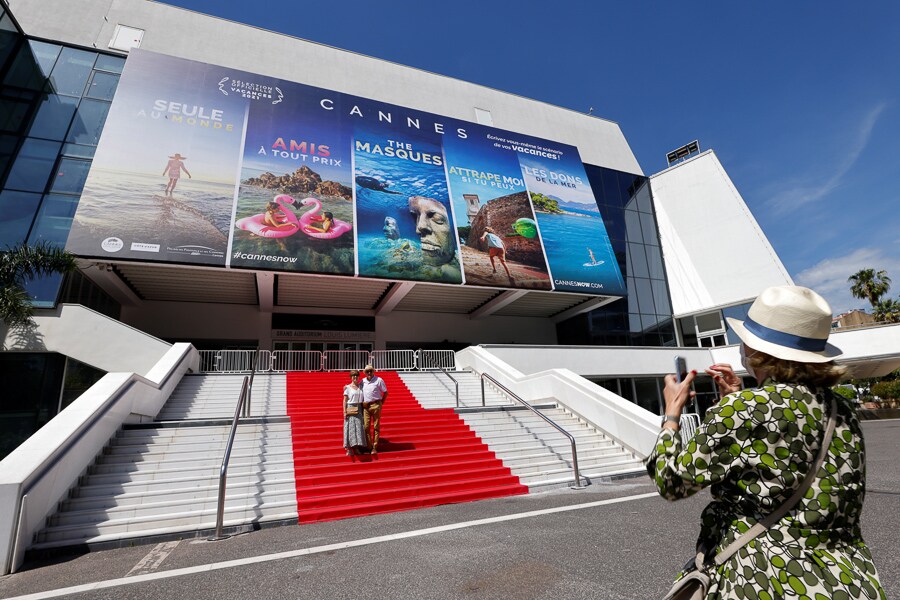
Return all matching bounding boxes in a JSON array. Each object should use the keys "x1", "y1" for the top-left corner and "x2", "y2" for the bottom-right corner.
[{"x1": 198, "y1": 349, "x2": 456, "y2": 373}]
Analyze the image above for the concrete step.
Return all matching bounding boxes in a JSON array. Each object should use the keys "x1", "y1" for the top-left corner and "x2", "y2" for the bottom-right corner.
[
  {"x1": 35, "y1": 501, "x2": 298, "y2": 546},
  {"x1": 53, "y1": 487, "x2": 297, "y2": 526}
]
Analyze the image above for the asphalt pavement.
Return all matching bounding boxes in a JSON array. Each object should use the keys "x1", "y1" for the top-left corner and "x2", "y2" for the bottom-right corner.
[{"x1": 1, "y1": 420, "x2": 897, "y2": 600}]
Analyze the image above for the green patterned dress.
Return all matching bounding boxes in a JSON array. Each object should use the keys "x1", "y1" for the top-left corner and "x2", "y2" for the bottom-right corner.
[{"x1": 648, "y1": 383, "x2": 885, "y2": 599}]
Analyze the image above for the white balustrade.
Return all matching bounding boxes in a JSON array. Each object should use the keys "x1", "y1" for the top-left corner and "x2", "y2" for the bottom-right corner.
[{"x1": 371, "y1": 350, "x2": 417, "y2": 371}]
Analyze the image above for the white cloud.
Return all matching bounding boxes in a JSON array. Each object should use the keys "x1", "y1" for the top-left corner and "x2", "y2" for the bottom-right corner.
[
  {"x1": 767, "y1": 103, "x2": 887, "y2": 215},
  {"x1": 794, "y1": 247, "x2": 900, "y2": 314}
]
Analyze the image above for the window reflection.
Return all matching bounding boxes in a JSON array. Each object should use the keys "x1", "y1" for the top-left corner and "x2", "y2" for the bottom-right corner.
[
  {"x1": 85, "y1": 71, "x2": 119, "y2": 101},
  {"x1": 27, "y1": 193, "x2": 78, "y2": 247},
  {"x1": 0, "y1": 189, "x2": 41, "y2": 247},
  {"x1": 5, "y1": 138, "x2": 61, "y2": 192},
  {"x1": 47, "y1": 47, "x2": 95, "y2": 97},
  {"x1": 3, "y1": 41, "x2": 60, "y2": 90},
  {"x1": 50, "y1": 157, "x2": 91, "y2": 195},
  {"x1": 26, "y1": 93, "x2": 78, "y2": 140},
  {"x1": 65, "y1": 98, "x2": 109, "y2": 145}
]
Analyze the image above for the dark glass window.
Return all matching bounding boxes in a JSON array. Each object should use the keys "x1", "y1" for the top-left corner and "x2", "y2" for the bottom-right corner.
[
  {"x1": 0, "y1": 352, "x2": 67, "y2": 460},
  {"x1": 647, "y1": 245, "x2": 665, "y2": 279},
  {"x1": 0, "y1": 94, "x2": 31, "y2": 133},
  {"x1": 84, "y1": 70, "x2": 119, "y2": 101},
  {"x1": 634, "y1": 378, "x2": 662, "y2": 414},
  {"x1": 0, "y1": 12, "x2": 19, "y2": 68},
  {"x1": 633, "y1": 277, "x2": 655, "y2": 315},
  {"x1": 47, "y1": 47, "x2": 95, "y2": 97},
  {"x1": 627, "y1": 242, "x2": 649, "y2": 278},
  {"x1": 3, "y1": 40, "x2": 60, "y2": 90},
  {"x1": 66, "y1": 98, "x2": 109, "y2": 145},
  {"x1": 640, "y1": 212, "x2": 659, "y2": 245},
  {"x1": 0, "y1": 189, "x2": 41, "y2": 247},
  {"x1": 623, "y1": 209, "x2": 642, "y2": 241},
  {"x1": 5, "y1": 137, "x2": 61, "y2": 192},
  {"x1": 651, "y1": 279, "x2": 672, "y2": 316},
  {"x1": 0, "y1": 133, "x2": 17, "y2": 177},
  {"x1": 27, "y1": 193, "x2": 78, "y2": 246},
  {"x1": 26, "y1": 93, "x2": 78, "y2": 140},
  {"x1": 635, "y1": 184, "x2": 653, "y2": 213},
  {"x1": 50, "y1": 157, "x2": 91, "y2": 195}
]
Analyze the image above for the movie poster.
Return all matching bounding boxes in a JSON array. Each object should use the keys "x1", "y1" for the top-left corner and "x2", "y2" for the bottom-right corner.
[
  {"x1": 443, "y1": 126, "x2": 552, "y2": 290},
  {"x1": 232, "y1": 86, "x2": 355, "y2": 274},
  {"x1": 353, "y1": 112, "x2": 462, "y2": 284},
  {"x1": 68, "y1": 48, "x2": 626, "y2": 297},
  {"x1": 66, "y1": 50, "x2": 247, "y2": 265}
]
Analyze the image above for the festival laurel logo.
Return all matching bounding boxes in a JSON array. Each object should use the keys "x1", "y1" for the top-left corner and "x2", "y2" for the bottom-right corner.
[{"x1": 217, "y1": 76, "x2": 283, "y2": 104}]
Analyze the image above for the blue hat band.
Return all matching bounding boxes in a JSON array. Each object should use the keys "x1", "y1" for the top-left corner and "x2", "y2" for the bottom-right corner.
[{"x1": 743, "y1": 317, "x2": 827, "y2": 352}]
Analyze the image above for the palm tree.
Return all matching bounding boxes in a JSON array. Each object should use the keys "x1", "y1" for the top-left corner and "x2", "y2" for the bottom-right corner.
[
  {"x1": 873, "y1": 298, "x2": 900, "y2": 324},
  {"x1": 0, "y1": 242, "x2": 77, "y2": 327},
  {"x1": 848, "y1": 268, "x2": 892, "y2": 309}
]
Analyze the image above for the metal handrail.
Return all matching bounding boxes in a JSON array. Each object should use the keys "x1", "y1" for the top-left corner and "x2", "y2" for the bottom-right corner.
[
  {"x1": 480, "y1": 373, "x2": 585, "y2": 489},
  {"x1": 211, "y1": 376, "x2": 250, "y2": 540},
  {"x1": 435, "y1": 364, "x2": 459, "y2": 408},
  {"x1": 243, "y1": 347, "x2": 261, "y2": 418}
]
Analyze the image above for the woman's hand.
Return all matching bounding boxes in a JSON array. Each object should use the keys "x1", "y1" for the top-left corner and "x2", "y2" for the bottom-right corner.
[
  {"x1": 705, "y1": 363, "x2": 742, "y2": 396},
  {"x1": 663, "y1": 371, "x2": 696, "y2": 428}
]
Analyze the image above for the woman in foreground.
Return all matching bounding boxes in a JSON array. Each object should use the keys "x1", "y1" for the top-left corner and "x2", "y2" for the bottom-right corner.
[{"x1": 648, "y1": 285, "x2": 885, "y2": 599}]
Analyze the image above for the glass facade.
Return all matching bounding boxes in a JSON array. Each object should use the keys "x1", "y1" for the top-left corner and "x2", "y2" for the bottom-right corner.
[
  {"x1": 557, "y1": 165, "x2": 676, "y2": 347},
  {"x1": 0, "y1": 20, "x2": 124, "y2": 305}
]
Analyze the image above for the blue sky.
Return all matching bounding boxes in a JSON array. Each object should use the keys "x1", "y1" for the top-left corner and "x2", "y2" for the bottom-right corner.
[{"x1": 164, "y1": 0, "x2": 900, "y2": 313}]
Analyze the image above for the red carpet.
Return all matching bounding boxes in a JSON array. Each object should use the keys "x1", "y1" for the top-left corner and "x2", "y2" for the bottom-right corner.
[{"x1": 287, "y1": 371, "x2": 527, "y2": 523}]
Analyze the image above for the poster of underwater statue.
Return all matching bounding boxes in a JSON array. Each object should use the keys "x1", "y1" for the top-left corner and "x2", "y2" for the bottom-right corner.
[
  {"x1": 443, "y1": 127, "x2": 552, "y2": 290},
  {"x1": 354, "y1": 124, "x2": 462, "y2": 284},
  {"x1": 66, "y1": 49, "x2": 248, "y2": 266},
  {"x1": 519, "y1": 145, "x2": 627, "y2": 296},
  {"x1": 230, "y1": 87, "x2": 355, "y2": 274}
]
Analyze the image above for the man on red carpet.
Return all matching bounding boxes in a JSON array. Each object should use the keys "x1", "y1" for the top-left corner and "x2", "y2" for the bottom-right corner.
[{"x1": 361, "y1": 364, "x2": 388, "y2": 455}]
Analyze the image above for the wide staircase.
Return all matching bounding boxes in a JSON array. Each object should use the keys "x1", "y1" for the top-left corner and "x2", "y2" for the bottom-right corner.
[
  {"x1": 31, "y1": 374, "x2": 297, "y2": 550},
  {"x1": 28, "y1": 369, "x2": 640, "y2": 552},
  {"x1": 401, "y1": 371, "x2": 645, "y2": 487},
  {"x1": 288, "y1": 371, "x2": 527, "y2": 523}
]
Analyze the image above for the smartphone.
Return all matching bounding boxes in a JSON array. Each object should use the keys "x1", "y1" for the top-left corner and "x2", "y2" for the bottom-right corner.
[{"x1": 674, "y1": 355, "x2": 688, "y2": 383}]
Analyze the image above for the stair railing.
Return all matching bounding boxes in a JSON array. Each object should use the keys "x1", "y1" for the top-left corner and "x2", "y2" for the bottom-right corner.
[
  {"x1": 480, "y1": 373, "x2": 585, "y2": 489},
  {"x1": 211, "y1": 347, "x2": 261, "y2": 540},
  {"x1": 243, "y1": 347, "x2": 262, "y2": 418},
  {"x1": 435, "y1": 364, "x2": 459, "y2": 408},
  {"x1": 211, "y1": 376, "x2": 250, "y2": 540}
]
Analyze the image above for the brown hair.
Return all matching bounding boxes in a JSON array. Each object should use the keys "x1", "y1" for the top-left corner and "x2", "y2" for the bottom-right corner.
[
  {"x1": 748, "y1": 351, "x2": 847, "y2": 390},
  {"x1": 349, "y1": 369, "x2": 360, "y2": 379}
]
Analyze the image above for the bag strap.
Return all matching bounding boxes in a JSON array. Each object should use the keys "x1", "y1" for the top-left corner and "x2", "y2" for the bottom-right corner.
[{"x1": 709, "y1": 393, "x2": 837, "y2": 568}]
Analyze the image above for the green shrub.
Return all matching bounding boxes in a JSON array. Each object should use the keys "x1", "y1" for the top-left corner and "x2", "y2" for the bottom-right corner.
[
  {"x1": 832, "y1": 386, "x2": 858, "y2": 401},
  {"x1": 871, "y1": 380, "x2": 900, "y2": 400}
]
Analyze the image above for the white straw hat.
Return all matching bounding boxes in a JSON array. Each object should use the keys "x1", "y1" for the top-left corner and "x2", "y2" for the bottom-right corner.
[{"x1": 725, "y1": 285, "x2": 842, "y2": 364}]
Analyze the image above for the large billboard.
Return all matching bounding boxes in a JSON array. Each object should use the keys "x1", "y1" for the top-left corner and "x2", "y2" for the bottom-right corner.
[{"x1": 67, "y1": 49, "x2": 626, "y2": 296}]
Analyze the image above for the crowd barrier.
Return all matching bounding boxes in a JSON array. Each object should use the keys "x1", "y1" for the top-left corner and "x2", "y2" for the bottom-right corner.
[{"x1": 198, "y1": 349, "x2": 456, "y2": 373}]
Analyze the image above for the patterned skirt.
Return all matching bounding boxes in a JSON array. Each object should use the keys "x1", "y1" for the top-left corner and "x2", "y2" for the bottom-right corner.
[{"x1": 344, "y1": 406, "x2": 367, "y2": 450}]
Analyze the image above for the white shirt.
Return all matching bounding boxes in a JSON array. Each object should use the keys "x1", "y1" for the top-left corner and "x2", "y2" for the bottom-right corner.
[
  {"x1": 362, "y1": 375, "x2": 387, "y2": 404},
  {"x1": 344, "y1": 384, "x2": 363, "y2": 405}
]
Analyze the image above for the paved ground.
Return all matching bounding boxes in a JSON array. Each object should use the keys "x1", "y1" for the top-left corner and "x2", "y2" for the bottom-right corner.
[{"x1": 1, "y1": 420, "x2": 897, "y2": 600}]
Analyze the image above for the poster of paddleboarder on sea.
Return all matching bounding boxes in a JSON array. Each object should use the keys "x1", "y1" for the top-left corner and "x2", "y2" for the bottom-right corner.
[
  {"x1": 517, "y1": 141, "x2": 627, "y2": 296},
  {"x1": 66, "y1": 49, "x2": 247, "y2": 266}
]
